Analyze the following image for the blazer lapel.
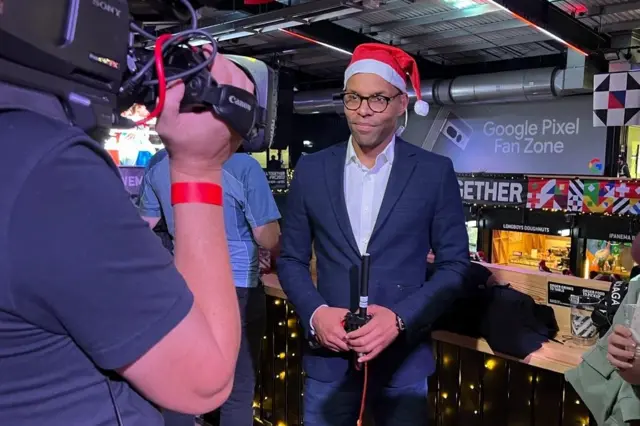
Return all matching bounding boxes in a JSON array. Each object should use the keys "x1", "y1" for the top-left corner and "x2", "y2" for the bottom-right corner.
[
  {"x1": 371, "y1": 139, "x2": 417, "y2": 237},
  {"x1": 325, "y1": 143, "x2": 360, "y2": 256}
]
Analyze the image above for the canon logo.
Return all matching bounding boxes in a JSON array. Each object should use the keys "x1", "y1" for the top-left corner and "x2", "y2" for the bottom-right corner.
[
  {"x1": 92, "y1": 0, "x2": 122, "y2": 17},
  {"x1": 229, "y1": 95, "x2": 251, "y2": 111}
]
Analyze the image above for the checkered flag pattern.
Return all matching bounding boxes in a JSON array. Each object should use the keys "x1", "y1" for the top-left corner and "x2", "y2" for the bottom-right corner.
[
  {"x1": 593, "y1": 71, "x2": 640, "y2": 126},
  {"x1": 567, "y1": 179, "x2": 583, "y2": 212}
]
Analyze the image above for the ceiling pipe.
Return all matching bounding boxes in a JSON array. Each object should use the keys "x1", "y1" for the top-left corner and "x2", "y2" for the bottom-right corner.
[{"x1": 293, "y1": 52, "x2": 593, "y2": 114}]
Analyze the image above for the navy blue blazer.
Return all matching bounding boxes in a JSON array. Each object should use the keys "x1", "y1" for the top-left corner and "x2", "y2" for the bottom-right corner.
[{"x1": 277, "y1": 138, "x2": 469, "y2": 386}]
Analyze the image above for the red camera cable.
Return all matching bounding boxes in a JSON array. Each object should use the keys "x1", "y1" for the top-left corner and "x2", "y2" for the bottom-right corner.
[
  {"x1": 356, "y1": 361, "x2": 368, "y2": 426},
  {"x1": 342, "y1": 317, "x2": 369, "y2": 426},
  {"x1": 135, "y1": 33, "x2": 172, "y2": 126}
]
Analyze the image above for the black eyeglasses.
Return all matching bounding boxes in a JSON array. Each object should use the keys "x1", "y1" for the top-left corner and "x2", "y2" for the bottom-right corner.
[{"x1": 340, "y1": 92, "x2": 402, "y2": 113}]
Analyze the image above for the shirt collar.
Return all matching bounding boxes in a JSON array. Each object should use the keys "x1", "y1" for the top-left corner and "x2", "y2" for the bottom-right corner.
[{"x1": 346, "y1": 135, "x2": 396, "y2": 167}]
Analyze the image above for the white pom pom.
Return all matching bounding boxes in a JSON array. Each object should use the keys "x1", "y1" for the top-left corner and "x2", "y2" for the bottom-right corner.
[{"x1": 414, "y1": 100, "x2": 429, "y2": 116}]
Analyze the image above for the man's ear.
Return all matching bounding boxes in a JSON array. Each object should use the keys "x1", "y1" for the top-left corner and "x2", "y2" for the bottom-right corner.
[{"x1": 399, "y1": 93, "x2": 409, "y2": 116}]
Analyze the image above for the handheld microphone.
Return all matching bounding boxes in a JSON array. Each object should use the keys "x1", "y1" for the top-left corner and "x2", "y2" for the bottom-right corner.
[
  {"x1": 344, "y1": 253, "x2": 373, "y2": 370},
  {"x1": 359, "y1": 253, "x2": 370, "y2": 318}
]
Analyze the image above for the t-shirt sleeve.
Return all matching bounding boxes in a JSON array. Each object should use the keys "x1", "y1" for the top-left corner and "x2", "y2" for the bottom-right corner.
[
  {"x1": 8, "y1": 141, "x2": 194, "y2": 371},
  {"x1": 243, "y1": 160, "x2": 281, "y2": 228},
  {"x1": 138, "y1": 167, "x2": 162, "y2": 218}
]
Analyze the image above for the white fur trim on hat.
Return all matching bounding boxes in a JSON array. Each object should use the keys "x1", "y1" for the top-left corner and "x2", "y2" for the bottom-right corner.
[
  {"x1": 414, "y1": 100, "x2": 429, "y2": 116},
  {"x1": 344, "y1": 59, "x2": 407, "y2": 91}
]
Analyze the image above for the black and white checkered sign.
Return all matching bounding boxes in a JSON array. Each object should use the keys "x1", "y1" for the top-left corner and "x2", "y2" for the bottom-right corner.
[{"x1": 593, "y1": 71, "x2": 640, "y2": 126}]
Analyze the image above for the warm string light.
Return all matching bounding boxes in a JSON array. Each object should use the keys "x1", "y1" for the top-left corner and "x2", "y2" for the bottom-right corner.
[
  {"x1": 259, "y1": 296, "x2": 593, "y2": 426},
  {"x1": 428, "y1": 346, "x2": 590, "y2": 423},
  {"x1": 254, "y1": 297, "x2": 303, "y2": 426}
]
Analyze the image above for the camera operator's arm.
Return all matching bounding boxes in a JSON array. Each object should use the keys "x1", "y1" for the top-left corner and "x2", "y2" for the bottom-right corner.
[{"x1": 119, "y1": 52, "x2": 254, "y2": 411}]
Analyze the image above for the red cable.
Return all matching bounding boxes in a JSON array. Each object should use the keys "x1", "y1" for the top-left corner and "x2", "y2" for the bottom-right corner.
[
  {"x1": 341, "y1": 317, "x2": 369, "y2": 426},
  {"x1": 356, "y1": 362, "x2": 368, "y2": 426},
  {"x1": 135, "y1": 34, "x2": 173, "y2": 126}
]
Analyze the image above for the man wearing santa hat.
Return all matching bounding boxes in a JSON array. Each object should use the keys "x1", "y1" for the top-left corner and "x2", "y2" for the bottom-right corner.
[{"x1": 278, "y1": 43, "x2": 469, "y2": 425}]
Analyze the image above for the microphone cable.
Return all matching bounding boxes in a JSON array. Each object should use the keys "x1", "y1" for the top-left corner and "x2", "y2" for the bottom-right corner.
[
  {"x1": 124, "y1": 0, "x2": 218, "y2": 126},
  {"x1": 356, "y1": 362, "x2": 369, "y2": 426}
]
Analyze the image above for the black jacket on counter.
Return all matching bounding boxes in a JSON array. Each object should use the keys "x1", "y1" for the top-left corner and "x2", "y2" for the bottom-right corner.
[{"x1": 431, "y1": 263, "x2": 559, "y2": 359}]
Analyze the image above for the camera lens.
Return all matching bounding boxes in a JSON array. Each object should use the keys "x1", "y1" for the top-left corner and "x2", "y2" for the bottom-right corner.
[{"x1": 446, "y1": 125, "x2": 458, "y2": 139}]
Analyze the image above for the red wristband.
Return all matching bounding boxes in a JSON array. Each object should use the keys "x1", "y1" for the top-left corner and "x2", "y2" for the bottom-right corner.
[{"x1": 171, "y1": 182, "x2": 223, "y2": 206}]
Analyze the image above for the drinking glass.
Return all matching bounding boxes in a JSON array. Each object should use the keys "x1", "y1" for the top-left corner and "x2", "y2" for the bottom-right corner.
[
  {"x1": 570, "y1": 295, "x2": 601, "y2": 346},
  {"x1": 621, "y1": 303, "x2": 640, "y2": 357}
]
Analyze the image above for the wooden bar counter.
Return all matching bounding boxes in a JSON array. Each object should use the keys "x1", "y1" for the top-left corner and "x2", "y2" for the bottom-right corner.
[{"x1": 261, "y1": 263, "x2": 611, "y2": 374}]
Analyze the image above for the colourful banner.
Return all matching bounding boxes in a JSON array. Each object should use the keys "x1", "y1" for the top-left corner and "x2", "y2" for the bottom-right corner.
[{"x1": 463, "y1": 174, "x2": 640, "y2": 217}]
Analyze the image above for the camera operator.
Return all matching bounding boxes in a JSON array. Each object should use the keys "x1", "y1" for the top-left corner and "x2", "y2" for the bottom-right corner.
[{"x1": 0, "y1": 46, "x2": 252, "y2": 425}]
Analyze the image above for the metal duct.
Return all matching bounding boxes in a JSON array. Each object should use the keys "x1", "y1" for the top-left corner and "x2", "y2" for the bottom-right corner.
[{"x1": 293, "y1": 53, "x2": 592, "y2": 114}]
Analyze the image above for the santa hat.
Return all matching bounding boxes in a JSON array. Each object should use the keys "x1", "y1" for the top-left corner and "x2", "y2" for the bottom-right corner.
[{"x1": 344, "y1": 43, "x2": 429, "y2": 116}]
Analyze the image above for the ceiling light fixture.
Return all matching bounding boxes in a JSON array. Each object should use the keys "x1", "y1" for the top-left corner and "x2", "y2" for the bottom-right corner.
[
  {"x1": 486, "y1": 0, "x2": 588, "y2": 56},
  {"x1": 443, "y1": 0, "x2": 477, "y2": 9},
  {"x1": 279, "y1": 29, "x2": 353, "y2": 56}
]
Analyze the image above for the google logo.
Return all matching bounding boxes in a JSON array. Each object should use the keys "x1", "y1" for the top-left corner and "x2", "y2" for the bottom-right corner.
[{"x1": 588, "y1": 158, "x2": 603, "y2": 173}]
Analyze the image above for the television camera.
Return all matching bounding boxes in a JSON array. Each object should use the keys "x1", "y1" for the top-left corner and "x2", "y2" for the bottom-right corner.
[{"x1": 0, "y1": 0, "x2": 278, "y2": 152}]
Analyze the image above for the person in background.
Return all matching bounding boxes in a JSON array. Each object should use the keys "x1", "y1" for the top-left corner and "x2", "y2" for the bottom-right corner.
[
  {"x1": 139, "y1": 150, "x2": 281, "y2": 426},
  {"x1": 608, "y1": 324, "x2": 640, "y2": 385},
  {"x1": 538, "y1": 260, "x2": 552, "y2": 273},
  {"x1": 631, "y1": 265, "x2": 640, "y2": 281},
  {"x1": 618, "y1": 156, "x2": 632, "y2": 178},
  {"x1": 608, "y1": 233, "x2": 640, "y2": 386},
  {"x1": 267, "y1": 154, "x2": 282, "y2": 170},
  {"x1": 278, "y1": 43, "x2": 468, "y2": 425}
]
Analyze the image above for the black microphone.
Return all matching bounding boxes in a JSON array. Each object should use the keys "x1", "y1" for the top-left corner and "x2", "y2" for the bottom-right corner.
[
  {"x1": 358, "y1": 253, "x2": 370, "y2": 319},
  {"x1": 344, "y1": 253, "x2": 373, "y2": 370}
]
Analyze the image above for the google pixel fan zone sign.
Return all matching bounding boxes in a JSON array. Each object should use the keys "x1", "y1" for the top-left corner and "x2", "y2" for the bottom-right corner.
[{"x1": 428, "y1": 97, "x2": 607, "y2": 175}]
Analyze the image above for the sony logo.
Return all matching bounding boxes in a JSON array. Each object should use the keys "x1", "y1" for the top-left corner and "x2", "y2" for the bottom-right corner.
[
  {"x1": 92, "y1": 0, "x2": 122, "y2": 17},
  {"x1": 229, "y1": 95, "x2": 251, "y2": 111}
]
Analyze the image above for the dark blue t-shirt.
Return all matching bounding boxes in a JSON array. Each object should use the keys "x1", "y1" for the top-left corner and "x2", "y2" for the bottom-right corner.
[{"x1": 0, "y1": 110, "x2": 194, "y2": 425}]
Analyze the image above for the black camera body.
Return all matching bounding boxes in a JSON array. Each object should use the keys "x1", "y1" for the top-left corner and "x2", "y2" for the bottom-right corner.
[
  {"x1": 0, "y1": 0, "x2": 130, "y2": 129},
  {"x1": 122, "y1": 45, "x2": 278, "y2": 152},
  {"x1": 0, "y1": 0, "x2": 277, "y2": 151}
]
